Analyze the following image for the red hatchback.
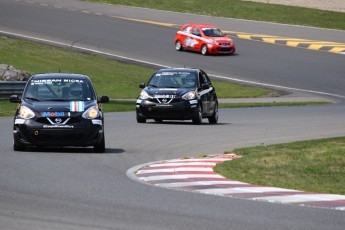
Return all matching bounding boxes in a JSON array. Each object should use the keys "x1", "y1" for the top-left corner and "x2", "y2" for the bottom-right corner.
[{"x1": 174, "y1": 23, "x2": 236, "y2": 55}]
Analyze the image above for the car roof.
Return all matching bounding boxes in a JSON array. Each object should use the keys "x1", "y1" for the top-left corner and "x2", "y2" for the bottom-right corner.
[
  {"x1": 30, "y1": 73, "x2": 90, "y2": 80},
  {"x1": 182, "y1": 23, "x2": 217, "y2": 29},
  {"x1": 158, "y1": 68, "x2": 199, "y2": 72},
  {"x1": 157, "y1": 68, "x2": 200, "y2": 73}
]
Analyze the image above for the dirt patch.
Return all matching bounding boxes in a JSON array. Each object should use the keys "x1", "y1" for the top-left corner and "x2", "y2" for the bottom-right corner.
[{"x1": 243, "y1": 0, "x2": 345, "y2": 12}]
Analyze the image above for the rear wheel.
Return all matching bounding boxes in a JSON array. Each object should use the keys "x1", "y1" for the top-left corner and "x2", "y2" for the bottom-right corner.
[
  {"x1": 175, "y1": 40, "x2": 183, "y2": 51},
  {"x1": 201, "y1": 45, "x2": 208, "y2": 55},
  {"x1": 208, "y1": 103, "x2": 218, "y2": 124}
]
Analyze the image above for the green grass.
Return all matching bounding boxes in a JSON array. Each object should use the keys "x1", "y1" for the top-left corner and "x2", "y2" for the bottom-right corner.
[
  {"x1": 220, "y1": 101, "x2": 331, "y2": 108},
  {"x1": 0, "y1": 36, "x2": 270, "y2": 99},
  {"x1": 84, "y1": 0, "x2": 345, "y2": 30},
  {"x1": 214, "y1": 137, "x2": 345, "y2": 195}
]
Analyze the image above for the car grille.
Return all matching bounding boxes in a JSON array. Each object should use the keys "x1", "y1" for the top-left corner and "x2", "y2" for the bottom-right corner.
[
  {"x1": 217, "y1": 47, "x2": 233, "y2": 52},
  {"x1": 149, "y1": 98, "x2": 182, "y2": 104},
  {"x1": 218, "y1": 43, "x2": 231, "y2": 46},
  {"x1": 36, "y1": 117, "x2": 81, "y2": 125}
]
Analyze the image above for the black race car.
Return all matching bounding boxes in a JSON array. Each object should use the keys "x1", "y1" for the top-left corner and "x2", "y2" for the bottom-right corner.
[
  {"x1": 136, "y1": 68, "x2": 218, "y2": 124},
  {"x1": 9, "y1": 73, "x2": 109, "y2": 152}
]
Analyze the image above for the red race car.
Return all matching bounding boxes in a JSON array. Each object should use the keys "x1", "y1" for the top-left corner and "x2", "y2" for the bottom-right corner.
[{"x1": 174, "y1": 23, "x2": 236, "y2": 55}]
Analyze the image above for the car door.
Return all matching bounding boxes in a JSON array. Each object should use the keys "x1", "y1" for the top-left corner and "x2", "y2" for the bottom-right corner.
[
  {"x1": 190, "y1": 26, "x2": 203, "y2": 52},
  {"x1": 199, "y1": 70, "x2": 216, "y2": 116}
]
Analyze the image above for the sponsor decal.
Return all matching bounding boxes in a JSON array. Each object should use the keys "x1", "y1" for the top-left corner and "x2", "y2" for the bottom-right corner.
[
  {"x1": 41, "y1": 111, "x2": 68, "y2": 117},
  {"x1": 158, "y1": 88, "x2": 177, "y2": 91},
  {"x1": 154, "y1": 95, "x2": 176, "y2": 99},
  {"x1": 30, "y1": 79, "x2": 84, "y2": 85},
  {"x1": 70, "y1": 101, "x2": 85, "y2": 112},
  {"x1": 156, "y1": 104, "x2": 172, "y2": 107},
  {"x1": 184, "y1": 37, "x2": 198, "y2": 48},
  {"x1": 92, "y1": 120, "x2": 103, "y2": 125},
  {"x1": 43, "y1": 125, "x2": 74, "y2": 128},
  {"x1": 14, "y1": 118, "x2": 25, "y2": 124}
]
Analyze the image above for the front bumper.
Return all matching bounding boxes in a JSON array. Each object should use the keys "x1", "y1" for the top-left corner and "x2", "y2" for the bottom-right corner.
[
  {"x1": 136, "y1": 99, "x2": 199, "y2": 120},
  {"x1": 208, "y1": 44, "x2": 236, "y2": 54},
  {"x1": 13, "y1": 118, "x2": 104, "y2": 147}
]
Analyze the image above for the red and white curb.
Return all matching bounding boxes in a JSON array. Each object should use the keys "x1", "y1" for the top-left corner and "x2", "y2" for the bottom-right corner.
[{"x1": 133, "y1": 154, "x2": 345, "y2": 211}]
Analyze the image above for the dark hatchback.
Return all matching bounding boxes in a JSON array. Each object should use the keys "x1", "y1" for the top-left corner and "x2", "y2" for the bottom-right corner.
[
  {"x1": 9, "y1": 73, "x2": 109, "y2": 152},
  {"x1": 136, "y1": 68, "x2": 218, "y2": 124}
]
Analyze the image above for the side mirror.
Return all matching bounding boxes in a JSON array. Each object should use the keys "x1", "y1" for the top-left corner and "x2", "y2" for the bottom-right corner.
[
  {"x1": 139, "y1": 83, "x2": 145, "y2": 89},
  {"x1": 9, "y1": 94, "x2": 20, "y2": 103},
  {"x1": 199, "y1": 84, "x2": 210, "y2": 90},
  {"x1": 98, "y1": 95, "x2": 109, "y2": 103}
]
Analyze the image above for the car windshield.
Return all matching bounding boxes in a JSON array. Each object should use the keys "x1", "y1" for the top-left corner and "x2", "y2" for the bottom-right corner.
[
  {"x1": 24, "y1": 77, "x2": 95, "y2": 101},
  {"x1": 148, "y1": 71, "x2": 197, "y2": 88},
  {"x1": 202, "y1": 28, "x2": 225, "y2": 37}
]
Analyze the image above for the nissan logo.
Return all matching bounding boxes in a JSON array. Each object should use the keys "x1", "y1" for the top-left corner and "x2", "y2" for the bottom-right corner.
[{"x1": 55, "y1": 118, "x2": 62, "y2": 124}]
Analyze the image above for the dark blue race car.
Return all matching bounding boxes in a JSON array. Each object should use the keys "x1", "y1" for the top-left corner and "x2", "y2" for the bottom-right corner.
[
  {"x1": 10, "y1": 73, "x2": 109, "y2": 152},
  {"x1": 136, "y1": 68, "x2": 218, "y2": 124}
]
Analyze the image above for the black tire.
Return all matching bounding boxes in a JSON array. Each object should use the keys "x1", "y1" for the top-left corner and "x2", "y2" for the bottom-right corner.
[
  {"x1": 208, "y1": 103, "x2": 218, "y2": 124},
  {"x1": 137, "y1": 116, "x2": 146, "y2": 123},
  {"x1": 13, "y1": 142, "x2": 25, "y2": 151},
  {"x1": 201, "y1": 44, "x2": 208, "y2": 55},
  {"x1": 192, "y1": 106, "x2": 203, "y2": 124},
  {"x1": 94, "y1": 133, "x2": 105, "y2": 153},
  {"x1": 136, "y1": 111, "x2": 147, "y2": 123},
  {"x1": 175, "y1": 40, "x2": 183, "y2": 51}
]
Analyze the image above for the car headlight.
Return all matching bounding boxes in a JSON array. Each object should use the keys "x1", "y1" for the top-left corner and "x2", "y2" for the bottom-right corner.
[
  {"x1": 209, "y1": 39, "x2": 217, "y2": 44},
  {"x1": 139, "y1": 90, "x2": 151, "y2": 100},
  {"x1": 18, "y1": 106, "x2": 35, "y2": 119},
  {"x1": 82, "y1": 106, "x2": 100, "y2": 119},
  {"x1": 182, "y1": 91, "x2": 196, "y2": 100}
]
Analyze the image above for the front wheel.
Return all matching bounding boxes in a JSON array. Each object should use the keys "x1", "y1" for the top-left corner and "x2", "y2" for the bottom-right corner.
[
  {"x1": 94, "y1": 133, "x2": 105, "y2": 153},
  {"x1": 192, "y1": 106, "x2": 203, "y2": 124},
  {"x1": 208, "y1": 103, "x2": 218, "y2": 124},
  {"x1": 136, "y1": 113, "x2": 147, "y2": 123},
  {"x1": 13, "y1": 141, "x2": 25, "y2": 151}
]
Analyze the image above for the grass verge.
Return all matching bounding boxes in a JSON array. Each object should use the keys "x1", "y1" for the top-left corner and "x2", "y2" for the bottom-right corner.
[
  {"x1": 1, "y1": 35, "x2": 305, "y2": 117},
  {"x1": 214, "y1": 137, "x2": 345, "y2": 195},
  {"x1": 0, "y1": 36, "x2": 270, "y2": 99},
  {"x1": 84, "y1": 0, "x2": 345, "y2": 30}
]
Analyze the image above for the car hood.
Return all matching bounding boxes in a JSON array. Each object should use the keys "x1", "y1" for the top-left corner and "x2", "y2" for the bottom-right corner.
[
  {"x1": 145, "y1": 87, "x2": 194, "y2": 97},
  {"x1": 22, "y1": 100, "x2": 96, "y2": 113},
  {"x1": 206, "y1": 36, "x2": 232, "y2": 43}
]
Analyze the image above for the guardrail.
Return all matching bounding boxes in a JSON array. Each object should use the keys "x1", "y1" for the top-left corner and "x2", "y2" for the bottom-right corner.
[{"x1": 0, "y1": 81, "x2": 27, "y2": 99}]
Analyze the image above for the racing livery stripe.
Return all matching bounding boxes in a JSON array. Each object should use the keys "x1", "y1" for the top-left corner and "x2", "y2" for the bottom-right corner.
[
  {"x1": 135, "y1": 154, "x2": 345, "y2": 211},
  {"x1": 70, "y1": 101, "x2": 85, "y2": 112}
]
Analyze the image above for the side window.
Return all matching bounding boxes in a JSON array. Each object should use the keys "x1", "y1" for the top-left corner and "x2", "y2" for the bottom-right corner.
[
  {"x1": 192, "y1": 27, "x2": 201, "y2": 36},
  {"x1": 183, "y1": 26, "x2": 192, "y2": 34},
  {"x1": 199, "y1": 71, "x2": 209, "y2": 85}
]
